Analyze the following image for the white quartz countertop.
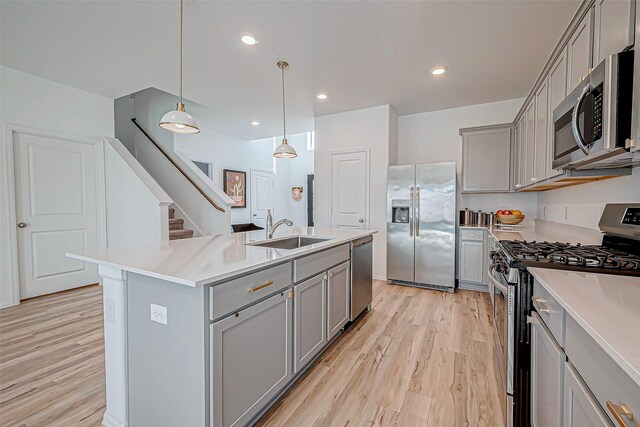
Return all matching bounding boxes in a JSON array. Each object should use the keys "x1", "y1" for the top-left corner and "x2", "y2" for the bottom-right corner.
[
  {"x1": 68, "y1": 227, "x2": 376, "y2": 287},
  {"x1": 460, "y1": 222, "x2": 602, "y2": 245},
  {"x1": 528, "y1": 267, "x2": 640, "y2": 387}
]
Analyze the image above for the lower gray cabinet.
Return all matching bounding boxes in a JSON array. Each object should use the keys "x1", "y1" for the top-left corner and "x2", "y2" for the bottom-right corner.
[
  {"x1": 294, "y1": 273, "x2": 327, "y2": 373},
  {"x1": 211, "y1": 292, "x2": 293, "y2": 427},
  {"x1": 327, "y1": 261, "x2": 350, "y2": 340},
  {"x1": 459, "y1": 240, "x2": 485, "y2": 284},
  {"x1": 531, "y1": 312, "x2": 564, "y2": 427},
  {"x1": 563, "y1": 362, "x2": 613, "y2": 427}
]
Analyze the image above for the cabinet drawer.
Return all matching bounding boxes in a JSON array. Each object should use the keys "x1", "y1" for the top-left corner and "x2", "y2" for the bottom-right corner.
[
  {"x1": 460, "y1": 228, "x2": 484, "y2": 241},
  {"x1": 209, "y1": 262, "x2": 292, "y2": 320},
  {"x1": 293, "y1": 244, "x2": 349, "y2": 283},
  {"x1": 565, "y1": 315, "x2": 639, "y2": 427},
  {"x1": 532, "y1": 279, "x2": 566, "y2": 347}
]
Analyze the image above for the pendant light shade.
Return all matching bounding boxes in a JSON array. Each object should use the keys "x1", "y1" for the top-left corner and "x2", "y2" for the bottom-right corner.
[
  {"x1": 274, "y1": 61, "x2": 297, "y2": 158},
  {"x1": 160, "y1": 0, "x2": 200, "y2": 134},
  {"x1": 160, "y1": 102, "x2": 200, "y2": 134}
]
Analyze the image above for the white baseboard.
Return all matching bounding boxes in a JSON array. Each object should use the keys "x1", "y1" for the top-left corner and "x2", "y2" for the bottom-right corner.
[
  {"x1": 102, "y1": 413, "x2": 126, "y2": 427},
  {"x1": 373, "y1": 275, "x2": 387, "y2": 281}
]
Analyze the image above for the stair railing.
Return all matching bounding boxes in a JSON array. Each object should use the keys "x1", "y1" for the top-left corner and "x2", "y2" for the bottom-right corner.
[{"x1": 131, "y1": 118, "x2": 225, "y2": 213}]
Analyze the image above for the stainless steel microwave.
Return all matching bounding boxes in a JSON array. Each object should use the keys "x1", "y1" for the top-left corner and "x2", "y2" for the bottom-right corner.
[{"x1": 552, "y1": 51, "x2": 634, "y2": 170}]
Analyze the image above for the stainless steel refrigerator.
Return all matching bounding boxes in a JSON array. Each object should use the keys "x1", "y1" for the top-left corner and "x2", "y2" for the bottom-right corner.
[{"x1": 387, "y1": 162, "x2": 456, "y2": 291}]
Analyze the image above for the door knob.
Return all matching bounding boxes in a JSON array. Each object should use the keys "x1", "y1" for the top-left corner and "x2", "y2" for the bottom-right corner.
[
  {"x1": 17, "y1": 222, "x2": 27, "y2": 228},
  {"x1": 358, "y1": 219, "x2": 364, "y2": 223}
]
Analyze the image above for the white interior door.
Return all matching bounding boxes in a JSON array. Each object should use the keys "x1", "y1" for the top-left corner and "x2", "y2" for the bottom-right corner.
[
  {"x1": 330, "y1": 150, "x2": 368, "y2": 229},
  {"x1": 14, "y1": 132, "x2": 99, "y2": 299},
  {"x1": 251, "y1": 169, "x2": 274, "y2": 228}
]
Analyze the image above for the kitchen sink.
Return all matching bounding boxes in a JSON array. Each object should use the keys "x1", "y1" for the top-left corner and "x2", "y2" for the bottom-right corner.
[{"x1": 247, "y1": 236, "x2": 330, "y2": 250}]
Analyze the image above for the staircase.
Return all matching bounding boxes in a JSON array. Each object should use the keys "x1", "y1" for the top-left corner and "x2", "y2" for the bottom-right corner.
[{"x1": 169, "y1": 208, "x2": 195, "y2": 240}]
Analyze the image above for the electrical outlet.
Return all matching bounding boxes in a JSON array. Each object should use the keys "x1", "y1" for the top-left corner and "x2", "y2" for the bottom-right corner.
[
  {"x1": 543, "y1": 206, "x2": 547, "y2": 218},
  {"x1": 564, "y1": 206, "x2": 569, "y2": 221},
  {"x1": 105, "y1": 298, "x2": 115, "y2": 324},
  {"x1": 150, "y1": 303, "x2": 167, "y2": 325}
]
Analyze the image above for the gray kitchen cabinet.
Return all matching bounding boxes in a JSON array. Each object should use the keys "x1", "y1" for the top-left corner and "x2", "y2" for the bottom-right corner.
[
  {"x1": 524, "y1": 100, "x2": 536, "y2": 187},
  {"x1": 546, "y1": 48, "x2": 568, "y2": 179},
  {"x1": 327, "y1": 261, "x2": 350, "y2": 340},
  {"x1": 531, "y1": 312, "x2": 564, "y2": 427},
  {"x1": 534, "y1": 78, "x2": 549, "y2": 184},
  {"x1": 563, "y1": 361, "x2": 613, "y2": 427},
  {"x1": 211, "y1": 291, "x2": 293, "y2": 427},
  {"x1": 294, "y1": 273, "x2": 327, "y2": 373},
  {"x1": 593, "y1": 0, "x2": 635, "y2": 65},
  {"x1": 516, "y1": 116, "x2": 527, "y2": 190},
  {"x1": 460, "y1": 125, "x2": 512, "y2": 193},
  {"x1": 567, "y1": 9, "x2": 594, "y2": 94},
  {"x1": 459, "y1": 240, "x2": 485, "y2": 284}
]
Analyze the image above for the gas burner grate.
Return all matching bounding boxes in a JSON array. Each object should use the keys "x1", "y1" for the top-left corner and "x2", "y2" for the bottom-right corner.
[{"x1": 499, "y1": 240, "x2": 640, "y2": 273}]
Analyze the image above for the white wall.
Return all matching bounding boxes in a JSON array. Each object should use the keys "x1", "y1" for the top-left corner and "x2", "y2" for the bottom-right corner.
[
  {"x1": 537, "y1": 168, "x2": 640, "y2": 230},
  {"x1": 0, "y1": 66, "x2": 114, "y2": 308},
  {"x1": 315, "y1": 105, "x2": 392, "y2": 279},
  {"x1": 176, "y1": 130, "x2": 313, "y2": 227},
  {"x1": 398, "y1": 98, "x2": 538, "y2": 222},
  {"x1": 114, "y1": 95, "x2": 136, "y2": 155}
]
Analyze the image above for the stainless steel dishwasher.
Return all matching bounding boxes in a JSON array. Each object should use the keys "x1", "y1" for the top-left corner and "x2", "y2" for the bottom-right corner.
[{"x1": 350, "y1": 235, "x2": 373, "y2": 321}]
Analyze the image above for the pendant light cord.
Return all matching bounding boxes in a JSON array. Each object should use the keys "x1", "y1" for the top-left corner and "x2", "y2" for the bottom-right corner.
[
  {"x1": 281, "y1": 64, "x2": 287, "y2": 141},
  {"x1": 179, "y1": 0, "x2": 183, "y2": 105}
]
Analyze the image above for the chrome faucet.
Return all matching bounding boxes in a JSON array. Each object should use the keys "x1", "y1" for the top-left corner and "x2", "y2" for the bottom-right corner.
[{"x1": 266, "y1": 209, "x2": 293, "y2": 239}]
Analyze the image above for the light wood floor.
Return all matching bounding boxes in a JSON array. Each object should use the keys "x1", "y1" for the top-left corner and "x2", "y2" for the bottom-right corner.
[
  {"x1": 0, "y1": 285, "x2": 105, "y2": 427},
  {"x1": 0, "y1": 281, "x2": 503, "y2": 427},
  {"x1": 257, "y1": 281, "x2": 504, "y2": 427}
]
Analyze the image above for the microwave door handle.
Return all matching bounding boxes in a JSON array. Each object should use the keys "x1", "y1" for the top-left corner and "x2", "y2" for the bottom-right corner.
[{"x1": 571, "y1": 84, "x2": 591, "y2": 155}]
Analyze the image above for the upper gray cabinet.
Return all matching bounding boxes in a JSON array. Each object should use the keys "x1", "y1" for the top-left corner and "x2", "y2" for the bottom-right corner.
[
  {"x1": 546, "y1": 48, "x2": 569, "y2": 180},
  {"x1": 460, "y1": 125, "x2": 512, "y2": 193},
  {"x1": 534, "y1": 80, "x2": 549, "y2": 184},
  {"x1": 525, "y1": 100, "x2": 536, "y2": 187},
  {"x1": 593, "y1": 0, "x2": 635, "y2": 65},
  {"x1": 567, "y1": 8, "x2": 593, "y2": 94}
]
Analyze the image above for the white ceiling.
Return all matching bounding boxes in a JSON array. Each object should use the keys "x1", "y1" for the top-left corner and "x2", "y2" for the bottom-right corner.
[{"x1": 1, "y1": 0, "x2": 580, "y2": 140}]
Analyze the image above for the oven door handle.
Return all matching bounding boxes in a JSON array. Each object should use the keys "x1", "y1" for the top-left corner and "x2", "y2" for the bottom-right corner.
[
  {"x1": 488, "y1": 272, "x2": 508, "y2": 294},
  {"x1": 571, "y1": 84, "x2": 591, "y2": 155}
]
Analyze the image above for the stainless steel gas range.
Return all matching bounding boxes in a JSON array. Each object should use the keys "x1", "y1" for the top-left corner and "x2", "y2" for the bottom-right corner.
[{"x1": 488, "y1": 203, "x2": 640, "y2": 427}]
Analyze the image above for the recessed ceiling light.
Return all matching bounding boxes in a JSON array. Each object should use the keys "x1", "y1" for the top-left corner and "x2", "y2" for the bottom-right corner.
[
  {"x1": 316, "y1": 93, "x2": 328, "y2": 100},
  {"x1": 240, "y1": 32, "x2": 259, "y2": 46},
  {"x1": 250, "y1": 121, "x2": 260, "y2": 126},
  {"x1": 431, "y1": 66, "x2": 448, "y2": 76}
]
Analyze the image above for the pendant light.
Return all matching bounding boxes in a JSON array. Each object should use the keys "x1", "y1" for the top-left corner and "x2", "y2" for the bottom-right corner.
[
  {"x1": 160, "y1": 0, "x2": 200, "y2": 134},
  {"x1": 273, "y1": 61, "x2": 297, "y2": 158}
]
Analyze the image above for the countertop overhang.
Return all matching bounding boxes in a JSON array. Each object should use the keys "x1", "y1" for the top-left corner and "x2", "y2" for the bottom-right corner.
[{"x1": 67, "y1": 227, "x2": 377, "y2": 287}]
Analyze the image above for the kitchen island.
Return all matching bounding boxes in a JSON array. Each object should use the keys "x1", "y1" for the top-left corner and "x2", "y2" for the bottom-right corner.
[{"x1": 68, "y1": 227, "x2": 376, "y2": 427}]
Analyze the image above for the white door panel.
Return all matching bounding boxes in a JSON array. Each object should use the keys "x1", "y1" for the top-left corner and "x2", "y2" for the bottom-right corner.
[
  {"x1": 251, "y1": 170, "x2": 274, "y2": 228},
  {"x1": 14, "y1": 133, "x2": 99, "y2": 298},
  {"x1": 330, "y1": 151, "x2": 368, "y2": 230}
]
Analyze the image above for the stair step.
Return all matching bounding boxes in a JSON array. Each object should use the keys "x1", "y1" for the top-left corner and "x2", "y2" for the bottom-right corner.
[
  {"x1": 169, "y1": 229, "x2": 194, "y2": 240},
  {"x1": 169, "y1": 218, "x2": 184, "y2": 230},
  {"x1": 169, "y1": 208, "x2": 175, "y2": 219}
]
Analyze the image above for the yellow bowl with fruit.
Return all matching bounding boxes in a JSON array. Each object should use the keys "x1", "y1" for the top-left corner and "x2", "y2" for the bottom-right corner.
[{"x1": 497, "y1": 210, "x2": 525, "y2": 225}]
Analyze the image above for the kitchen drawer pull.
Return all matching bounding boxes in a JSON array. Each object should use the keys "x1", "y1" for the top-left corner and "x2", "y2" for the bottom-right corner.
[
  {"x1": 248, "y1": 280, "x2": 274, "y2": 293},
  {"x1": 532, "y1": 296, "x2": 550, "y2": 314},
  {"x1": 606, "y1": 401, "x2": 634, "y2": 427}
]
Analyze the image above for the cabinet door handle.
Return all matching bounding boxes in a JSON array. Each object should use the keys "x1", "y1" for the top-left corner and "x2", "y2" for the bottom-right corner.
[
  {"x1": 606, "y1": 401, "x2": 633, "y2": 427},
  {"x1": 248, "y1": 280, "x2": 273, "y2": 293},
  {"x1": 532, "y1": 296, "x2": 550, "y2": 314}
]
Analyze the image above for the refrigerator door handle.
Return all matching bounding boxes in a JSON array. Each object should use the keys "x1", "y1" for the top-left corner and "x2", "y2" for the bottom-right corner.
[
  {"x1": 409, "y1": 186, "x2": 414, "y2": 237},
  {"x1": 415, "y1": 186, "x2": 420, "y2": 236}
]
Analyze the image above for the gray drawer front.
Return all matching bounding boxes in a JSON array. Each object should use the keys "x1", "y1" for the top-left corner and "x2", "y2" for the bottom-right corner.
[
  {"x1": 460, "y1": 228, "x2": 484, "y2": 241},
  {"x1": 209, "y1": 262, "x2": 292, "y2": 320},
  {"x1": 532, "y1": 280, "x2": 566, "y2": 347},
  {"x1": 294, "y1": 244, "x2": 349, "y2": 283},
  {"x1": 565, "y1": 315, "x2": 639, "y2": 427}
]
